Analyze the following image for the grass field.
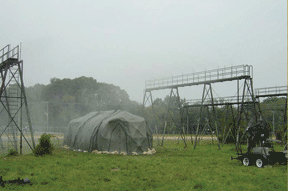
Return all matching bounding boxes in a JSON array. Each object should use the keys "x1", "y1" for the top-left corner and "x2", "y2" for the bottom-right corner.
[{"x1": 0, "y1": 138, "x2": 287, "y2": 190}]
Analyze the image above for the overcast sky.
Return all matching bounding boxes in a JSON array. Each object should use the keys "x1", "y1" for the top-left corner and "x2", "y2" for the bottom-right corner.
[{"x1": 0, "y1": 0, "x2": 286, "y2": 103}]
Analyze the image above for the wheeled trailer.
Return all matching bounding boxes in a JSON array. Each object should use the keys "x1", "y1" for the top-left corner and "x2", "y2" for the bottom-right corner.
[{"x1": 231, "y1": 145, "x2": 287, "y2": 168}]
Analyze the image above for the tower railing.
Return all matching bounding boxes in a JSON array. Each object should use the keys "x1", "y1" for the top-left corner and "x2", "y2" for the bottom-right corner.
[
  {"x1": 254, "y1": 86, "x2": 287, "y2": 98},
  {"x1": 185, "y1": 95, "x2": 255, "y2": 107},
  {"x1": 145, "y1": 65, "x2": 252, "y2": 91},
  {"x1": 0, "y1": 45, "x2": 19, "y2": 63}
]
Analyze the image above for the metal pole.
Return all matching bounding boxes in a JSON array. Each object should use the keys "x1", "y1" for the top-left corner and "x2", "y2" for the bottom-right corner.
[
  {"x1": 206, "y1": 83, "x2": 221, "y2": 149},
  {"x1": 237, "y1": 80, "x2": 239, "y2": 116},
  {"x1": 284, "y1": 97, "x2": 287, "y2": 141},
  {"x1": 18, "y1": 61, "x2": 35, "y2": 149},
  {"x1": 20, "y1": 63, "x2": 23, "y2": 155},
  {"x1": 175, "y1": 87, "x2": 187, "y2": 147},
  {"x1": 236, "y1": 79, "x2": 247, "y2": 152},
  {"x1": 194, "y1": 84, "x2": 207, "y2": 149},
  {"x1": 46, "y1": 102, "x2": 49, "y2": 132},
  {"x1": 187, "y1": 108, "x2": 193, "y2": 144},
  {"x1": 20, "y1": 42, "x2": 22, "y2": 60},
  {"x1": 155, "y1": 125, "x2": 159, "y2": 146},
  {"x1": 161, "y1": 121, "x2": 167, "y2": 146},
  {"x1": 186, "y1": 115, "x2": 189, "y2": 139},
  {"x1": 272, "y1": 111, "x2": 275, "y2": 138}
]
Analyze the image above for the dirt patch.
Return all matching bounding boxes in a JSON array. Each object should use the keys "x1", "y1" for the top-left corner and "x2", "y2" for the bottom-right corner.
[{"x1": 153, "y1": 136, "x2": 217, "y2": 140}]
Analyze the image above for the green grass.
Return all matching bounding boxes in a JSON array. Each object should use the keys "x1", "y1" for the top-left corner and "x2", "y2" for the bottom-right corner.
[{"x1": 0, "y1": 140, "x2": 286, "y2": 191}]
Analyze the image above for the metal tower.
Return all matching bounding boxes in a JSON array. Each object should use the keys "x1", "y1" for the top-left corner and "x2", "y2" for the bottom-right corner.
[
  {"x1": 0, "y1": 44, "x2": 35, "y2": 155},
  {"x1": 143, "y1": 65, "x2": 262, "y2": 150}
]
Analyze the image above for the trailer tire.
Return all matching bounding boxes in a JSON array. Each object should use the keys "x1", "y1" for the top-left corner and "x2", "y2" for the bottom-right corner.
[
  {"x1": 242, "y1": 157, "x2": 250, "y2": 166},
  {"x1": 256, "y1": 158, "x2": 265, "y2": 168}
]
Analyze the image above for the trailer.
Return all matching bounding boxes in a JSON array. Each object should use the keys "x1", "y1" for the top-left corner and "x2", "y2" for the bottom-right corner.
[
  {"x1": 231, "y1": 121, "x2": 287, "y2": 168},
  {"x1": 231, "y1": 141, "x2": 287, "y2": 168}
]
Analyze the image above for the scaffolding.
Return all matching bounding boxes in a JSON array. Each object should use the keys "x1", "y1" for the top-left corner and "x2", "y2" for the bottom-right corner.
[
  {"x1": 0, "y1": 44, "x2": 35, "y2": 155},
  {"x1": 143, "y1": 65, "x2": 262, "y2": 150}
]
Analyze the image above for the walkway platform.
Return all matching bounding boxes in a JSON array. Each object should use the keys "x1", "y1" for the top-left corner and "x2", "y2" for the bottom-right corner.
[
  {"x1": 145, "y1": 65, "x2": 252, "y2": 91},
  {"x1": 255, "y1": 86, "x2": 287, "y2": 98}
]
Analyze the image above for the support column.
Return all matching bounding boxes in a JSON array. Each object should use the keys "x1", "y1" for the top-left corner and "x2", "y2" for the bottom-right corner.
[
  {"x1": 194, "y1": 84, "x2": 210, "y2": 149},
  {"x1": 143, "y1": 90, "x2": 158, "y2": 133},
  {"x1": 166, "y1": 88, "x2": 187, "y2": 147}
]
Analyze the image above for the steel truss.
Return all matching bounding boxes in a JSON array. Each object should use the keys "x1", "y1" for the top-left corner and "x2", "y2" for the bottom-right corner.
[
  {"x1": 0, "y1": 44, "x2": 35, "y2": 154},
  {"x1": 185, "y1": 77, "x2": 263, "y2": 150},
  {"x1": 143, "y1": 87, "x2": 188, "y2": 147},
  {"x1": 143, "y1": 65, "x2": 263, "y2": 150}
]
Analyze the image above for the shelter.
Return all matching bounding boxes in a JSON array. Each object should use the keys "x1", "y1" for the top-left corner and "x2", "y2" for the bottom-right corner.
[{"x1": 63, "y1": 110, "x2": 153, "y2": 154}]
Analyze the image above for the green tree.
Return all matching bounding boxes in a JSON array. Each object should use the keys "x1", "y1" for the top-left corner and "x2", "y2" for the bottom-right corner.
[{"x1": 261, "y1": 97, "x2": 286, "y2": 141}]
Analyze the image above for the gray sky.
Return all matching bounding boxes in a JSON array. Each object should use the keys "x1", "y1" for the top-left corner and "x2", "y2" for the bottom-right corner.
[{"x1": 0, "y1": 0, "x2": 286, "y2": 103}]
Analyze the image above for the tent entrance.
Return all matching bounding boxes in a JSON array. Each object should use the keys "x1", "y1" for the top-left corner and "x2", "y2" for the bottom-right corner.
[{"x1": 108, "y1": 122, "x2": 128, "y2": 153}]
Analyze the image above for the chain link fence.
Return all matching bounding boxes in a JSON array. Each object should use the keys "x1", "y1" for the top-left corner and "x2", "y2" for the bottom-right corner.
[{"x1": 0, "y1": 130, "x2": 64, "y2": 157}]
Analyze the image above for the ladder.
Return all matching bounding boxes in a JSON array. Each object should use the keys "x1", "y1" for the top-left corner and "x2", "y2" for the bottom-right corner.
[{"x1": 7, "y1": 81, "x2": 20, "y2": 151}]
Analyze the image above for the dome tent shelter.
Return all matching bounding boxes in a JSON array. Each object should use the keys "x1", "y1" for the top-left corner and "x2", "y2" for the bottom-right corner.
[{"x1": 63, "y1": 110, "x2": 153, "y2": 154}]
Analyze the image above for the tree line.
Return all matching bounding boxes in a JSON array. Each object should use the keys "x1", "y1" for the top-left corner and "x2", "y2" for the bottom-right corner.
[
  {"x1": 24, "y1": 76, "x2": 142, "y2": 130},
  {"x1": 0, "y1": 76, "x2": 286, "y2": 143}
]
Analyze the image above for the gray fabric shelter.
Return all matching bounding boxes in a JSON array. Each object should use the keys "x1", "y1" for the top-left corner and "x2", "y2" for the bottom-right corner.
[{"x1": 63, "y1": 110, "x2": 153, "y2": 154}]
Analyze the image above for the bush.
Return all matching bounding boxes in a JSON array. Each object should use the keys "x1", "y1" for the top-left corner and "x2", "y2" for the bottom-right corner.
[
  {"x1": 33, "y1": 133, "x2": 54, "y2": 156},
  {"x1": 6, "y1": 149, "x2": 18, "y2": 157}
]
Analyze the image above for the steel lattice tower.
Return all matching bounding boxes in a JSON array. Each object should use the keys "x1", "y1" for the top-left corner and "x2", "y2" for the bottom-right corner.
[{"x1": 0, "y1": 44, "x2": 35, "y2": 155}]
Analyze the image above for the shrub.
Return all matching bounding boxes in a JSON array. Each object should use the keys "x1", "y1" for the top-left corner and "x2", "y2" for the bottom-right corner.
[
  {"x1": 6, "y1": 149, "x2": 18, "y2": 157},
  {"x1": 33, "y1": 133, "x2": 54, "y2": 156}
]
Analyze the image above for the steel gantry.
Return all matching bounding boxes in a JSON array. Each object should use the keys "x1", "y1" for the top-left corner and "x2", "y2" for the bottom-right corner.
[
  {"x1": 0, "y1": 44, "x2": 35, "y2": 155},
  {"x1": 143, "y1": 65, "x2": 263, "y2": 150}
]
